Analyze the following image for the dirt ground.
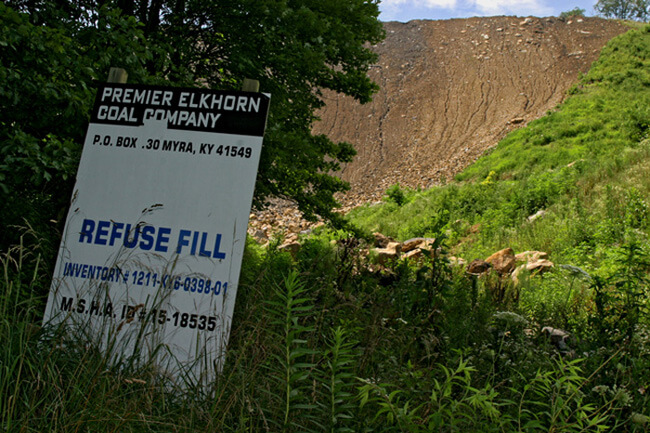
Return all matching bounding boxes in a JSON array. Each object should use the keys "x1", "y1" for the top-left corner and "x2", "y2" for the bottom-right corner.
[
  {"x1": 315, "y1": 15, "x2": 628, "y2": 203},
  {"x1": 250, "y1": 16, "x2": 629, "y2": 239}
]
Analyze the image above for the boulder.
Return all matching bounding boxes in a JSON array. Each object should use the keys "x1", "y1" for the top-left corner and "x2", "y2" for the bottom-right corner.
[
  {"x1": 541, "y1": 326, "x2": 571, "y2": 352},
  {"x1": 485, "y1": 248, "x2": 516, "y2": 274},
  {"x1": 449, "y1": 256, "x2": 467, "y2": 267},
  {"x1": 278, "y1": 241, "x2": 301, "y2": 256},
  {"x1": 515, "y1": 251, "x2": 549, "y2": 263},
  {"x1": 373, "y1": 232, "x2": 393, "y2": 248},
  {"x1": 526, "y1": 259, "x2": 554, "y2": 274},
  {"x1": 527, "y1": 209, "x2": 547, "y2": 222},
  {"x1": 374, "y1": 241, "x2": 401, "y2": 265},
  {"x1": 402, "y1": 249, "x2": 424, "y2": 261},
  {"x1": 467, "y1": 259, "x2": 491, "y2": 275},
  {"x1": 252, "y1": 229, "x2": 268, "y2": 242},
  {"x1": 401, "y1": 237, "x2": 435, "y2": 253}
]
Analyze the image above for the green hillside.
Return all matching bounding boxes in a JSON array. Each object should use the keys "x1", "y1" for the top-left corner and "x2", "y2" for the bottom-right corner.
[
  {"x1": 352, "y1": 23, "x2": 650, "y2": 267},
  {"x1": 3, "y1": 20, "x2": 650, "y2": 433}
]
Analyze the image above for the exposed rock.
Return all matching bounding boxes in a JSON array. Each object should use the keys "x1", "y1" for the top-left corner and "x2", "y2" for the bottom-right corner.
[
  {"x1": 373, "y1": 232, "x2": 394, "y2": 248},
  {"x1": 449, "y1": 256, "x2": 467, "y2": 266},
  {"x1": 313, "y1": 17, "x2": 627, "y2": 205},
  {"x1": 278, "y1": 241, "x2": 301, "y2": 256},
  {"x1": 542, "y1": 326, "x2": 571, "y2": 352},
  {"x1": 401, "y1": 237, "x2": 436, "y2": 252},
  {"x1": 527, "y1": 209, "x2": 547, "y2": 222},
  {"x1": 467, "y1": 259, "x2": 491, "y2": 275},
  {"x1": 374, "y1": 242, "x2": 401, "y2": 265},
  {"x1": 402, "y1": 249, "x2": 424, "y2": 261},
  {"x1": 526, "y1": 259, "x2": 554, "y2": 274},
  {"x1": 485, "y1": 248, "x2": 516, "y2": 274},
  {"x1": 511, "y1": 264, "x2": 526, "y2": 285},
  {"x1": 515, "y1": 250, "x2": 549, "y2": 263},
  {"x1": 385, "y1": 241, "x2": 402, "y2": 254},
  {"x1": 252, "y1": 229, "x2": 268, "y2": 242},
  {"x1": 512, "y1": 257, "x2": 554, "y2": 283},
  {"x1": 247, "y1": 17, "x2": 627, "y2": 237}
]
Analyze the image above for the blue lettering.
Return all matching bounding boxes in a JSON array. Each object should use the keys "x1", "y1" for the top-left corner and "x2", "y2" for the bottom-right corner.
[
  {"x1": 79, "y1": 219, "x2": 95, "y2": 243},
  {"x1": 109, "y1": 222, "x2": 125, "y2": 246},
  {"x1": 155, "y1": 227, "x2": 171, "y2": 252},
  {"x1": 95, "y1": 220, "x2": 110, "y2": 245},
  {"x1": 199, "y1": 232, "x2": 211, "y2": 257},
  {"x1": 176, "y1": 229, "x2": 191, "y2": 254},
  {"x1": 124, "y1": 224, "x2": 139, "y2": 248},
  {"x1": 139, "y1": 225, "x2": 155, "y2": 250},
  {"x1": 213, "y1": 234, "x2": 226, "y2": 260},
  {"x1": 190, "y1": 232, "x2": 199, "y2": 255}
]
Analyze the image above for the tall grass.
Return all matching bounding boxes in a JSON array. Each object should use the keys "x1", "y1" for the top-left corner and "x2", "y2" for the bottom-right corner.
[{"x1": 4, "y1": 21, "x2": 650, "y2": 433}]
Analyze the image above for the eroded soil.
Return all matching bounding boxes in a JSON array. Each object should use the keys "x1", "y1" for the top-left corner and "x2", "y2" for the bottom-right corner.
[{"x1": 251, "y1": 16, "x2": 629, "y2": 239}]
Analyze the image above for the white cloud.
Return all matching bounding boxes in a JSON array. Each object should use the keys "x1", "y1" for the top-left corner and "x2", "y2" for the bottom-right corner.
[
  {"x1": 380, "y1": 0, "x2": 554, "y2": 15},
  {"x1": 423, "y1": 0, "x2": 459, "y2": 7},
  {"x1": 470, "y1": 0, "x2": 553, "y2": 16},
  {"x1": 381, "y1": 0, "x2": 458, "y2": 9}
]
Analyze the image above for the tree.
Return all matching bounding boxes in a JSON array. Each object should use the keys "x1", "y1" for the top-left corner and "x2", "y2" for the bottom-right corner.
[
  {"x1": 559, "y1": 7, "x2": 586, "y2": 19},
  {"x1": 0, "y1": 3, "x2": 163, "y2": 255},
  {"x1": 2, "y1": 0, "x2": 385, "y2": 242},
  {"x1": 595, "y1": 0, "x2": 649, "y2": 21}
]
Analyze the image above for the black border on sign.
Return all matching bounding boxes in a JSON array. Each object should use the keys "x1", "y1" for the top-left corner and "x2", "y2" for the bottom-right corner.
[{"x1": 91, "y1": 83, "x2": 270, "y2": 137}]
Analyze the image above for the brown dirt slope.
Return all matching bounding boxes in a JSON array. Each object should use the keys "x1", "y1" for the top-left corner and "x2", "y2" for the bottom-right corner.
[{"x1": 314, "y1": 16, "x2": 629, "y2": 203}]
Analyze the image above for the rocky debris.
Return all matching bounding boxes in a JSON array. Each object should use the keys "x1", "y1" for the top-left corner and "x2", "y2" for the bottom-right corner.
[
  {"x1": 373, "y1": 232, "x2": 395, "y2": 248},
  {"x1": 373, "y1": 241, "x2": 402, "y2": 265},
  {"x1": 526, "y1": 259, "x2": 554, "y2": 274},
  {"x1": 401, "y1": 237, "x2": 436, "y2": 252},
  {"x1": 245, "y1": 18, "x2": 627, "y2": 235},
  {"x1": 313, "y1": 17, "x2": 627, "y2": 205},
  {"x1": 449, "y1": 256, "x2": 467, "y2": 267},
  {"x1": 515, "y1": 250, "x2": 549, "y2": 263},
  {"x1": 463, "y1": 247, "x2": 554, "y2": 282},
  {"x1": 368, "y1": 234, "x2": 445, "y2": 265},
  {"x1": 402, "y1": 248, "x2": 425, "y2": 261},
  {"x1": 485, "y1": 248, "x2": 516, "y2": 274},
  {"x1": 278, "y1": 241, "x2": 301, "y2": 257},
  {"x1": 467, "y1": 259, "x2": 491, "y2": 275},
  {"x1": 512, "y1": 256, "x2": 554, "y2": 284},
  {"x1": 527, "y1": 209, "x2": 547, "y2": 222},
  {"x1": 541, "y1": 326, "x2": 572, "y2": 352}
]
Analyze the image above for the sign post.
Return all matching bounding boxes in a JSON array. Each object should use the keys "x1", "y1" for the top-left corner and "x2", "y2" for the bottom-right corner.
[{"x1": 43, "y1": 83, "x2": 270, "y2": 386}]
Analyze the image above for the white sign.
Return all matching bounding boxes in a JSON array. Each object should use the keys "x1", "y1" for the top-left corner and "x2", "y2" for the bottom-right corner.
[{"x1": 43, "y1": 84, "x2": 270, "y2": 386}]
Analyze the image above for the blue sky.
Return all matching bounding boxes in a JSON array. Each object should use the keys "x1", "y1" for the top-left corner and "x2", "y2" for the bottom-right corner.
[{"x1": 378, "y1": 0, "x2": 601, "y2": 22}]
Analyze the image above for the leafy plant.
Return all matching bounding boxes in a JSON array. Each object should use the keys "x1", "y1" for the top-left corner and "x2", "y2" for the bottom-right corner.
[
  {"x1": 560, "y1": 7, "x2": 587, "y2": 18},
  {"x1": 385, "y1": 183, "x2": 409, "y2": 207},
  {"x1": 264, "y1": 271, "x2": 317, "y2": 431}
]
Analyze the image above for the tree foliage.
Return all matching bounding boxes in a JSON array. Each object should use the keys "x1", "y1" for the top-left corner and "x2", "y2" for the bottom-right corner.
[
  {"x1": 1, "y1": 0, "x2": 384, "y2": 251},
  {"x1": 595, "y1": 0, "x2": 650, "y2": 21},
  {"x1": 559, "y1": 7, "x2": 586, "y2": 19},
  {"x1": 0, "y1": 3, "x2": 162, "y2": 253}
]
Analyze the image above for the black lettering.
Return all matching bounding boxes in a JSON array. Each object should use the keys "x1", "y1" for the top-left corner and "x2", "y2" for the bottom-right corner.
[
  {"x1": 89, "y1": 301, "x2": 100, "y2": 315},
  {"x1": 60, "y1": 296, "x2": 73, "y2": 311}
]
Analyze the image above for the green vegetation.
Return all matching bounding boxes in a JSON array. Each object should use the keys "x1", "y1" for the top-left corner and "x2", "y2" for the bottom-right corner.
[
  {"x1": 596, "y1": 0, "x2": 650, "y2": 21},
  {"x1": 0, "y1": 0, "x2": 384, "y2": 259},
  {"x1": 4, "y1": 9, "x2": 650, "y2": 433},
  {"x1": 560, "y1": 7, "x2": 587, "y2": 19}
]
